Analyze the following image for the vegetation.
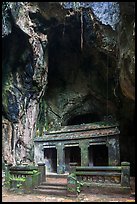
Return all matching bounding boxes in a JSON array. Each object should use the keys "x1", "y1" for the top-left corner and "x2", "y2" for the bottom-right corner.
[{"x1": 68, "y1": 173, "x2": 84, "y2": 193}]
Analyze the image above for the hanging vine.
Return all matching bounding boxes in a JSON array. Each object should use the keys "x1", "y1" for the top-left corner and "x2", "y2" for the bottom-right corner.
[
  {"x1": 106, "y1": 53, "x2": 109, "y2": 117},
  {"x1": 80, "y1": 8, "x2": 83, "y2": 50},
  {"x1": 71, "y1": 2, "x2": 84, "y2": 50},
  {"x1": 113, "y1": 22, "x2": 120, "y2": 99}
]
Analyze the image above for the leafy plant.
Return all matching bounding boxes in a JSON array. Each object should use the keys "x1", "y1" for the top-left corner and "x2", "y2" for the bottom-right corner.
[
  {"x1": 9, "y1": 175, "x2": 26, "y2": 182},
  {"x1": 16, "y1": 183, "x2": 22, "y2": 188},
  {"x1": 68, "y1": 173, "x2": 84, "y2": 193},
  {"x1": 76, "y1": 180, "x2": 83, "y2": 193}
]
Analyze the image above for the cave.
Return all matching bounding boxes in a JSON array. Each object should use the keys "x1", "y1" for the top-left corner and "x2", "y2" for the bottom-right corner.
[
  {"x1": 67, "y1": 113, "x2": 101, "y2": 126},
  {"x1": 2, "y1": 2, "x2": 135, "y2": 180},
  {"x1": 35, "y1": 3, "x2": 134, "y2": 176},
  {"x1": 45, "y1": 11, "x2": 117, "y2": 131},
  {"x1": 43, "y1": 9, "x2": 134, "y2": 178}
]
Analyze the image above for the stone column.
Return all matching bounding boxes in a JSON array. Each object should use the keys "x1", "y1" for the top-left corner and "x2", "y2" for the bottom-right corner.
[
  {"x1": 121, "y1": 162, "x2": 130, "y2": 187},
  {"x1": 79, "y1": 141, "x2": 89, "y2": 166},
  {"x1": 65, "y1": 147, "x2": 70, "y2": 172},
  {"x1": 34, "y1": 143, "x2": 44, "y2": 164},
  {"x1": 67, "y1": 167, "x2": 77, "y2": 197},
  {"x1": 5, "y1": 163, "x2": 12, "y2": 188},
  {"x1": 107, "y1": 136, "x2": 120, "y2": 166},
  {"x1": 38, "y1": 163, "x2": 45, "y2": 183},
  {"x1": 56, "y1": 143, "x2": 65, "y2": 174}
]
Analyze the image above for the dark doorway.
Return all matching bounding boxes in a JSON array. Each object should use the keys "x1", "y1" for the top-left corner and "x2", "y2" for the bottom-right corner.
[
  {"x1": 67, "y1": 113, "x2": 101, "y2": 125},
  {"x1": 88, "y1": 145, "x2": 108, "y2": 166},
  {"x1": 65, "y1": 146, "x2": 81, "y2": 172},
  {"x1": 44, "y1": 147, "x2": 57, "y2": 173}
]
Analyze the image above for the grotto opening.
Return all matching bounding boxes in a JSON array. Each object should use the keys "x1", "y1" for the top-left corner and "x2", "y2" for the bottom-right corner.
[{"x1": 2, "y1": 2, "x2": 135, "y2": 180}]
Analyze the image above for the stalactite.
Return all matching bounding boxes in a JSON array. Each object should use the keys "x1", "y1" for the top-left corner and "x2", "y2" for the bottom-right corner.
[
  {"x1": 80, "y1": 8, "x2": 83, "y2": 50},
  {"x1": 62, "y1": 18, "x2": 66, "y2": 39},
  {"x1": 106, "y1": 54, "x2": 109, "y2": 117},
  {"x1": 113, "y1": 27, "x2": 120, "y2": 99}
]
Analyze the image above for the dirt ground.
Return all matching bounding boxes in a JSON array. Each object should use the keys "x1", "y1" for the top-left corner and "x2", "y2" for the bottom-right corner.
[
  {"x1": 2, "y1": 187, "x2": 135, "y2": 202},
  {"x1": 2, "y1": 176, "x2": 135, "y2": 202}
]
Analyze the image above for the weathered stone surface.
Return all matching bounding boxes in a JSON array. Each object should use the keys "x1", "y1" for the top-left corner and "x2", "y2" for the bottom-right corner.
[
  {"x1": 2, "y1": 2, "x2": 48, "y2": 164},
  {"x1": 2, "y1": 118, "x2": 14, "y2": 164},
  {"x1": 118, "y1": 2, "x2": 135, "y2": 100},
  {"x1": 2, "y1": 2, "x2": 12, "y2": 37}
]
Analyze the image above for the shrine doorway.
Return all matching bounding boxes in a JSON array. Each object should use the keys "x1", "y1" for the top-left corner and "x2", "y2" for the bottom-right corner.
[
  {"x1": 44, "y1": 147, "x2": 57, "y2": 173},
  {"x1": 88, "y1": 144, "x2": 108, "y2": 166},
  {"x1": 65, "y1": 145, "x2": 81, "y2": 172}
]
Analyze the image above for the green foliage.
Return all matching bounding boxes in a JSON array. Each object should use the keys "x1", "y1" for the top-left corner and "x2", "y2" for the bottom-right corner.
[
  {"x1": 16, "y1": 183, "x2": 22, "y2": 188},
  {"x1": 32, "y1": 170, "x2": 38, "y2": 174},
  {"x1": 68, "y1": 173, "x2": 83, "y2": 193},
  {"x1": 69, "y1": 173, "x2": 76, "y2": 180},
  {"x1": 9, "y1": 175, "x2": 26, "y2": 182},
  {"x1": 76, "y1": 180, "x2": 83, "y2": 193},
  {"x1": 4, "y1": 166, "x2": 41, "y2": 192},
  {"x1": 4, "y1": 181, "x2": 10, "y2": 186},
  {"x1": 32, "y1": 170, "x2": 40, "y2": 176}
]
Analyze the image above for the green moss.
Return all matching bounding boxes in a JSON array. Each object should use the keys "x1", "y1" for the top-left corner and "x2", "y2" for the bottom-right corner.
[
  {"x1": 5, "y1": 166, "x2": 40, "y2": 192},
  {"x1": 2, "y1": 74, "x2": 13, "y2": 113},
  {"x1": 36, "y1": 96, "x2": 48, "y2": 136},
  {"x1": 90, "y1": 121, "x2": 118, "y2": 127}
]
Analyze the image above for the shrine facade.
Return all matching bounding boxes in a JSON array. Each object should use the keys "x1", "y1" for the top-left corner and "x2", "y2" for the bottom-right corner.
[{"x1": 34, "y1": 122, "x2": 120, "y2": 174}]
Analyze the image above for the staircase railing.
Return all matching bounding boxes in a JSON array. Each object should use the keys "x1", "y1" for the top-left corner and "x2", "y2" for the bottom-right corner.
[{"x1": 67, "y1": 162, "x2": 130, "y2": 196}]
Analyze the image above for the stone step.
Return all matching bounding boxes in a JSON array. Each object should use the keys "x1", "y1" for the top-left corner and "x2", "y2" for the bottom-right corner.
[
  {"x1": 46, "y1": 173, "x2": 68, "y2": 179},
  {"x1": 46, "y1": 178, "x2": 67, "y2": 184},
  {"x1": 46, "y1": 176, "x2": 68, "y2": 185},
  {"x1": 41, "y1": 182, "x2": 67, "y2": 187},
  {"x1": 33, "y1": 173, "x2": 68, "y2": 196},
  {"x1": 37, "y1": 184, "x2": 67, "y2": 190},
  {"x1": 33, "y1": 188, "x2": 67, "y2": 196}
]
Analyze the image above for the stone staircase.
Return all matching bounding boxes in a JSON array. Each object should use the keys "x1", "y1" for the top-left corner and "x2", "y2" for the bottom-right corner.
[{"x1": 33, "y1": 173, "x2": 68, "y2": 196}]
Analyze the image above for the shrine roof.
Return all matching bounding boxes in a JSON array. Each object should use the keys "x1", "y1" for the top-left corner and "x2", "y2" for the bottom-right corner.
[{"x1": 34, "y1": 121, "x2": 120, "y2": 142}]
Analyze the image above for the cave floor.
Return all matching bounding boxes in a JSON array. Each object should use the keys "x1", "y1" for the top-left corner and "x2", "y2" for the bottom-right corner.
[{"x1": 2, "y1": 177, "x2": 135, "y2": 202}]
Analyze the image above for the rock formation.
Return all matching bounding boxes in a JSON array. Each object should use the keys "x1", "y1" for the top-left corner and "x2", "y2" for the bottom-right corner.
[{"x1": 2, "y1": 2, "x2": 135, "y2": 175}]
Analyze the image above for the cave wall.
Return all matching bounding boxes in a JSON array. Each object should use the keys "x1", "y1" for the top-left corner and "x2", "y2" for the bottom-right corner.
[
  {"x1": 2, "y1": 2, "x2": 135, "y2": 174},
  {"x1": 116, "y1": 2, "x2": 135, "y2": 175},
  {"x1": 118, "y1": 2, "x2": 135, "y2": 100},
  {"x1": 2, "y1": 2, "x2": 49, "y2": 164}
]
